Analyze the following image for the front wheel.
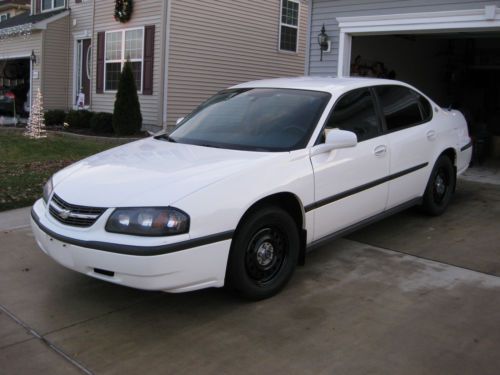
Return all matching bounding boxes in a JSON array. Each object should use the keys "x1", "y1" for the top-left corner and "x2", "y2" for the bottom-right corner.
[
  {"x1": 422, "y1": 155, "x2": 456, "y2": 216},
  {"x1": 226, "y1": 206, "x2": 299, "y2": 300}
]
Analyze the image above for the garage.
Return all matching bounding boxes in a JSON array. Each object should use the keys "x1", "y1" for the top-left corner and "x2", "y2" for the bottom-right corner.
[
  {"x1": 0, "y1": 57, "x2": 31, "y2": 125},
  {"x1": 349, "y1": 32, "x2": 500, "y2": 164},
  {"x1": 332, "y1": 6, "x2": 500, "y2": 165}
]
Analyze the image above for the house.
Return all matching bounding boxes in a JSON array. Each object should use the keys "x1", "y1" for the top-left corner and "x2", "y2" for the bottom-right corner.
[
  {"x1": 0, "y1": 0, "x2": 309, "y2": 131},
  {"x1": 0, "y1": 0, "x2": 29, "y2": 22},
  {"x1": 306, "y1": 0, "x2": 500, "y2": 160}
]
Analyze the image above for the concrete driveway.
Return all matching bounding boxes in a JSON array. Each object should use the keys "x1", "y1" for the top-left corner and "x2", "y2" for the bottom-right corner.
[{"x1": 1, "y1": 180, "x2": 499, "y2": 375}]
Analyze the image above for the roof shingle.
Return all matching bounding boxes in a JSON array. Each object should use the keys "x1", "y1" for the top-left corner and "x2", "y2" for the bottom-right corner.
[{"x1": 0, "y1": 9, "x2": 66, "y2": 30}]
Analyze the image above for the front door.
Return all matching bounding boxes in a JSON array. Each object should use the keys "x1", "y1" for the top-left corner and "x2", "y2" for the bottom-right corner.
[
  {"x1": 310, "y1": 87, "x2": 389, "y2": 241},
  {"x1": 76, "y1": 39, "x2": 91, "y2": 106}
]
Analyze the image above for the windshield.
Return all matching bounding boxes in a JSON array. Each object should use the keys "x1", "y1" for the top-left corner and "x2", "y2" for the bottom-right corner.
[{"x1": 169, "y1": 88, "x2": 331, "y2": 152}]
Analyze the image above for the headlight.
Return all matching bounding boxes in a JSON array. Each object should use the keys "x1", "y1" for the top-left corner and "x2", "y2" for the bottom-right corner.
[
  {"x1": 43, "y1": 178, "x2": 53, "y2": 203},
  {"x1": 105, "y1": 207, "x2": 189, "y2": 236}
]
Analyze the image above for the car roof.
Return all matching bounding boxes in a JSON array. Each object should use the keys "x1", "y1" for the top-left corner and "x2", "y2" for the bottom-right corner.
[{"x1": 231, "y1": 76, "x2": 405, "y2": 94}]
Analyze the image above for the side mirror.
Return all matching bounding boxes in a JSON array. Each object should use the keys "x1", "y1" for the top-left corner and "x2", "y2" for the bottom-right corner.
[
  {"x1": 176, "y1": 117, "x2": 185, "y2": 126},
  {"x1": 310, "y1": 129, "x2": 357, "y2": 156}
]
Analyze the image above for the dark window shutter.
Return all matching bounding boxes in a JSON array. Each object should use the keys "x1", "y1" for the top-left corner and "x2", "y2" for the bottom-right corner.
[
  {"x1": 75, "y1": 0, "x2": 82, "y2": 3},
  {"x1": 35, "y1": 0, "x2": 41, "y2": 14},
  {"x1": 96, "y1": 32, "x2": 105, "y2": 94},
  {"x1": 142, "y1": 25, "x2": 155, "y2": 95}
]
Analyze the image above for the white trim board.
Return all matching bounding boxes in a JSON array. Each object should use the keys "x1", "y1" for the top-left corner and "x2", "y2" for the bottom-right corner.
[{"x1": 336, "y1": 6, "x2": 500, "y2": 77}]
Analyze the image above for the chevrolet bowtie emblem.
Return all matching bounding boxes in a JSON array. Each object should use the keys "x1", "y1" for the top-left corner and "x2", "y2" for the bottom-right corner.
[{"x1": 59, "y1": 209, "x2": 71, "y2": 220}]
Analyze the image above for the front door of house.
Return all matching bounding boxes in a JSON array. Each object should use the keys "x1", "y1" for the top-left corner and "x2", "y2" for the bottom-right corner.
[{"x1": 76, "y1": 39, "x2": 91, "y2": 107}]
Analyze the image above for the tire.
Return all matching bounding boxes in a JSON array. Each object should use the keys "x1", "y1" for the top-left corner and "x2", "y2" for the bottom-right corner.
[
  {"x1": 226, "y1": 206, "x2": 300, "y2": 300},
  {"x1": 422, "y1": 155, "x2": 456, "y2": 216}
]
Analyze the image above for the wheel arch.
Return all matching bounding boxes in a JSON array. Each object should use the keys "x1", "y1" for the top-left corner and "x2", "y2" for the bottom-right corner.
[
  {"x1": 439, "y1": 148, "x2": 458, "y2": 191},
  {"x1": 233, "y1": 192, "x2": 307, "y2": 266},
  {"x1": 440, "y1": 147, "x2": 457, "y2": 167}
]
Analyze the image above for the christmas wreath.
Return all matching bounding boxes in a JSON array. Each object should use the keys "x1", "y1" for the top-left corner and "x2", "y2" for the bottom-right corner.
[{"x1": 114, "y1": 0, "x2": 133, "y2": 23}]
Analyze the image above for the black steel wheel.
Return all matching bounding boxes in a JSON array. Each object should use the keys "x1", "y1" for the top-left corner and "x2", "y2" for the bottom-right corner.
[
  {"x1": 226, "y1": 206, "x2": 299, "y2": 300},
  {"x1": 422, "y1": 155, "x2": 456, "y2": 216}
]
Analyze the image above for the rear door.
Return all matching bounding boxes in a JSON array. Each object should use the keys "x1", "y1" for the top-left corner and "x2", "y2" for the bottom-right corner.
[
  {"x1": 373, "y1": 85, "x2": 435, "y2": 209},
  {"x1": 310, "y1": 87, "x2": 390, "y2": 241}
]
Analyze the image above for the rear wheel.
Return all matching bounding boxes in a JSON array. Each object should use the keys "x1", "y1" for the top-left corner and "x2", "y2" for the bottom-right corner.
[
  {"x1": 226, "y1": 206, "x2": 299, "y2": 300},
  {"x1": 422, "y1": 155, "x2": 456, "y2": 216}
]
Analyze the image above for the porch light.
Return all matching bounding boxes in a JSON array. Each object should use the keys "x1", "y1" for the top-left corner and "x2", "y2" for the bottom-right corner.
[
  {"x1": 317, "y1": 24, "x2": 329, "y2": 61},
  {"x1": 30, "y1": 50, "x2": 37, "y2": 64}
]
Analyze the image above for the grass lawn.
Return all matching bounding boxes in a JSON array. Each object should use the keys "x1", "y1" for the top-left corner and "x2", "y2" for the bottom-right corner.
[{"x1": 0, "y1": 131, "x2": 122, "y2": 212}]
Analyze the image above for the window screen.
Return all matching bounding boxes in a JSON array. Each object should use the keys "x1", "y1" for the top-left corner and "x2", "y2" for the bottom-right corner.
[
  {"x1": 280, "y1": 0, "x2": 299, "y2": 52},
  {"x1": 326, "y1": 88, "x2": 381, "y2": 142},
  {"x1": 105, "y1": 29, "x2": 144, "y2": 91}
]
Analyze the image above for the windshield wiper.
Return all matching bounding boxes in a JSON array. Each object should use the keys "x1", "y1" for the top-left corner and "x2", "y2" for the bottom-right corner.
[
  {"x1": 154, "y1": 134, "x2": 177, "y2": 143},
  {"x1": 196, "y1": 143, "x2": 222, "y2": 149}
]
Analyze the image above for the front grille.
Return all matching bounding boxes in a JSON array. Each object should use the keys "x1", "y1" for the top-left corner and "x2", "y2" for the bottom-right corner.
[{"x1": 49, "y1": 194, "x2": 107, "y2": 228}]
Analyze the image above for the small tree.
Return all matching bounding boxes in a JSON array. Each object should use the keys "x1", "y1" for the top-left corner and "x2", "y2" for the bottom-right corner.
[{"x1": 112, "y1": 61, "x2": 142, "y2": 135}]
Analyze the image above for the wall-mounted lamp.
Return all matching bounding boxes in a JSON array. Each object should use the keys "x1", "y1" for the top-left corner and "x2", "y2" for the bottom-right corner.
[
  {"x1": 30, "y1": 50, "x2": 37, "y2": 64},
  {"x1": 318, "y1": 24, "x2": 329, "y2": 62}
]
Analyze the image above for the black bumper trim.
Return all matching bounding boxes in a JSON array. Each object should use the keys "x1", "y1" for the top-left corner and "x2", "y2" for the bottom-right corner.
[
  {"x1": 460, "y1": 141, "x2": 472, "y2": 152},
  {"x1": 304, "y1": 162, "x2": 428, "y2": 212},
  {"x1": 31, "y1": 209, "x2": 234, "y2": 256}
]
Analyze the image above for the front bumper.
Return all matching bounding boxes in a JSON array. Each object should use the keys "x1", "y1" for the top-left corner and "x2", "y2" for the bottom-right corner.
[{"x1": 31, "y1": 199, "x2": 232, "y2": 293}]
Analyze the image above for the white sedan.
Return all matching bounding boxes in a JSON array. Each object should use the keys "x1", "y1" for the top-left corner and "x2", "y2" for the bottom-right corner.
[{"x1": 31, "y1": 77, "x2": 472, "y2": 299}]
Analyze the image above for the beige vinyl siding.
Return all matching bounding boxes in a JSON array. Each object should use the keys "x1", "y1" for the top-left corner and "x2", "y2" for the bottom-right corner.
[
  {"x1": 68, "y1": 0, "x2": 94, "y2": 108},
  {"x1": 42, "y1": 15, "x2": 70, "y2": 110},
  {"x1": 166, "y1": 0, "x2": 308, "y2": 128},
  {"x1": 69, "y1": 0, "x2": 94, "y2": 32},
  {"x1": 91, "y1": 0, "x2": 165, "y2": 130}
]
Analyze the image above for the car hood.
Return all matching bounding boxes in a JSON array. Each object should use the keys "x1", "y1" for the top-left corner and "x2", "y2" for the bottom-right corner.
[{"x1": 52, "y1": 137, "x2": 278, "y2": 208}]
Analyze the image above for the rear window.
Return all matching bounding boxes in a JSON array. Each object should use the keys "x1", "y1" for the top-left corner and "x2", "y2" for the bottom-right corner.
[{"x1": 375, "y1": 85, "x2": 432, "y2": 131}]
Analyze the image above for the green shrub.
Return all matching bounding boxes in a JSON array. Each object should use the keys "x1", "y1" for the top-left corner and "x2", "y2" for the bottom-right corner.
[
  {"x1": 112, "y1": 61, "x2": 142, "y2": 135},
  {"x1": 65, "y1": 109, "x2": 93, "y2": 129},
  {"x1": 90, "y1": 112, "x2": 114, "y2": 134},
  {"x1": 44, "y1": 110, "x2": 66, "y2": 126}
]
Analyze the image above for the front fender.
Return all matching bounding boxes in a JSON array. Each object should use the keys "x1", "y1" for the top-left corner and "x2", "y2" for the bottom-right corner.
[{"x1": 172, "y1": 150, "x2": 314, "y2": 240}]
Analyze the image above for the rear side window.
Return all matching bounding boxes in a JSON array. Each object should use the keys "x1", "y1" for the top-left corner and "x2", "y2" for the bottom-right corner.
[
  {"x1": 419, "y1": 95, "x2": 433, "y2": 121},
  {"x1": 375, "y1": 85, "x2": 431, "y2": 131},
  {"x1": 326, "y1": 88, "x2": 381, "y2": 142}
]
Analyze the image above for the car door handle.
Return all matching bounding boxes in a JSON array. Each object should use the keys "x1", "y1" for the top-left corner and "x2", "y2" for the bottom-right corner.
[
  {"x1": 374, "y1": 145, "x2": 387, "y2": 157},
  {"x1": 427, "y1": 130, "x2": 436, "y2": 141}
]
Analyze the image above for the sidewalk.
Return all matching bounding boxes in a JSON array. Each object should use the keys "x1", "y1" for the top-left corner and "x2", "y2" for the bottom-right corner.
[{"x1": 0, "y1": 207, "x2": 31, "y2": 232}]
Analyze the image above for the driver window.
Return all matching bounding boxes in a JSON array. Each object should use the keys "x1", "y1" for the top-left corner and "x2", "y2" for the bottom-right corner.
[{"x1": 326, "y1": 88, "x2": 381, "y2": 142}]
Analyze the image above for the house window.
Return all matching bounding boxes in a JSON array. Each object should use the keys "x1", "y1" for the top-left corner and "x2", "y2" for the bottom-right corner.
[
  {"x1": 104, "y1": 28, "x2": 144, "y2": 92},
  {"x1": 0, "y1": 13, "x2": 10, "y2": 21},
  {"x1": 42, "y1": 0, "x2": 65, "y2": 11},
  {"x1": 279, "y1": 0, "x2": 299, "y2": 52}
]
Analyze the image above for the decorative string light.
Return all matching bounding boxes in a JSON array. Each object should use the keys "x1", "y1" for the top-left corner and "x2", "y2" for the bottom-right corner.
[
  {"x1": 24, "y1": 88, "x2": 47, "y2": 139},
  {"x1": 0, "y1": 24, "x2": 32, "y2": 40}
]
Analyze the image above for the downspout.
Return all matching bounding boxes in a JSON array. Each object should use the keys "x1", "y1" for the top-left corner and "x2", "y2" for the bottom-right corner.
[
  {"x1": 67, "y1": 7, "x2": 71, "y2": 110},
  {"x1": 304, "y1": 0, "x2": 312, "y2": 76},
  {"x1": 162, "y1": 0, "x2": 172, "y2": 131},
  {"x1": 89, "y1": 0, "x2": 96, "y2": 110},
  {"x1": 30, "y1": 50, "x2": 33, "y2": 111},
  {"x1": 158, "y1": 0, "x2": 168, "y2": 130},
  {"x1": 41, "y1": 29, "x2": 45, "y2": 104}
]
